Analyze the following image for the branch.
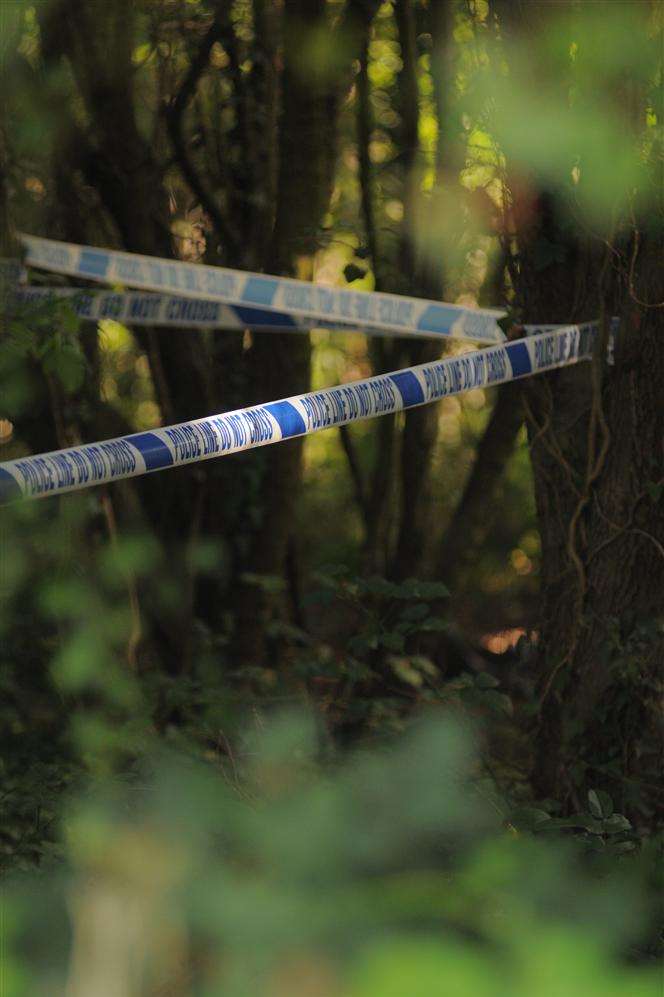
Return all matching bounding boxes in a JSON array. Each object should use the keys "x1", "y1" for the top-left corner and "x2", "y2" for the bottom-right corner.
[
  {"x1": 337, "y1": 0, "x2": 384, "y2": 82},
  {"x1": 394, "y1": 0, "x2": 419, "y2": 281},
  {"x1": 339, "y1": 424, "x2": 370, "y2": 525},
  {"x1": 350, "y1": 6, "x2": 398, "y2": 569},
  {"x1": 250, "y1": 0, "x2": 279, "y2": 252},
  {"x1": 436, "y1": 380, "x2": 525, "y2": 592},
  {"x1": 167, "y1": 8, "x2": 239, "y2": 259},
  {"x1": 390, "y1": 0, "x2": 442, "y2": 579},
  {"x1": 357, "y1": 31, "x2": 380, "y2": 287}
]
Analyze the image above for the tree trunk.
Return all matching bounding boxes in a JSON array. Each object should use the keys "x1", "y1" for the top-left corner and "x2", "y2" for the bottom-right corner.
[
  {"x1": 230, "y1": 0, "x2": 380, "y2": 666},
  {"x1": 436, "y1": 380, "x2": 524, "y2": 593},
  {"x1": 493, "y1": 1, "x2": 664, "y2": 813}
]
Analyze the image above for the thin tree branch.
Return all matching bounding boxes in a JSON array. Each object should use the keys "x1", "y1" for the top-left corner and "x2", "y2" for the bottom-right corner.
[
  {"x1": 339, "y1": 424, "x2": 370, "y2": 525},
  {"x1": 390, "y1": 0, "x2": 443, "y2": 579},
  {"x1": 357, "y1": 31, "x2": 380, "y2": 285},
  {"x1": 348, "y1": 6, "x2": 398, "y2": 570},
  {"x1": 167, "y1": 8, "x2": 239, "y2": 259},
  {"x1": 437, "y1": 380, "x2": 525, "y2": 593}
]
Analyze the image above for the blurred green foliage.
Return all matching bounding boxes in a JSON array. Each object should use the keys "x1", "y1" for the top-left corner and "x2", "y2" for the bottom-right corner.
[
  {"x1": 479, "y1": 4, "x2": 660, "y2": 226},
  {"x1": 2, "y1": 702, "x2": 662, "y2": 994},
  {"x1": 1, "y1": 487, "x2": 662, "y2": 992}
]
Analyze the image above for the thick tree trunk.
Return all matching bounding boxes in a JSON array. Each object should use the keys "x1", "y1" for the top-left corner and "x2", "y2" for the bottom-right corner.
[
  {"x1": 494, "y1": 2, "x2": 664, "y2": 812},
  {"x1": 38, "y1": 1, "x2": 215, "y2": 673},
  {"x1": 524, "y1": 228, "x2": 664, "y2": 811}
]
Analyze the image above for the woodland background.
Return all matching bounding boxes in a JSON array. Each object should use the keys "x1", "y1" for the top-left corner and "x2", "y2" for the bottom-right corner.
[{"x1": 0, "y1": 1, "x2": 662, "y2": 993}]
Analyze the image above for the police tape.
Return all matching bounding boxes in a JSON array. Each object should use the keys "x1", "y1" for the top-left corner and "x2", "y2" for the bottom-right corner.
[
  {"x1": 19, "y1": 233, "x2": 506, "y2": 344},
  {"x1": 11, "y1": 285, "x2": 318, "y2": 332},
  {"x1": 525, "y1": 317, "x2": 619, "y2": 364},
  {"x1": 9, "y1": 284, "x2": 415, "y2": 335},
  {"x1": 0, "y1": 322, "x2": 596, "y2": 504}
]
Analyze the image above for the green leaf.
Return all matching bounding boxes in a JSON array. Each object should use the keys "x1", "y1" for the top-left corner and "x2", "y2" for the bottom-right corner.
[
  {"x1": 612, "y1": 840, "x2": 637, "y2": 853},
  {"x1": 510, "y1": 806, "x2": 552, "y2": 830},
  {"x1": 361, "y1": 576, "x2": 400, "y2": 599},
  {"x1": 601, "y1": 813, "x2": 632, "y2": 834},
  {"x1": 409, "y1": 655, "x2": 438, "y2": 677},
  {"x1": 587, "y1": 789, "x2": 613, "y2": 820},
  {"x1": 544, "y1": 814, "x2": 605, "y2": 834},
  {"x1": 389, "y1": 656, "x2": 424, "y2": 688}
]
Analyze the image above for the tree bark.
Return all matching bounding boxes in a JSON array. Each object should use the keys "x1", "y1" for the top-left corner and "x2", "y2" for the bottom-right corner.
[
  {"x1": 493, "y1": 0, "x2": 664, "y2": 812},
  {"x1": 391, "y1": 1, "x2": 459, "y2": 580}
]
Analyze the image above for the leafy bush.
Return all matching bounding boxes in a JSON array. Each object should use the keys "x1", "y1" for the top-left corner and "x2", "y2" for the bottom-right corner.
[{"x1": 2, "y1": 710, "x2": 661, "y2": 995}]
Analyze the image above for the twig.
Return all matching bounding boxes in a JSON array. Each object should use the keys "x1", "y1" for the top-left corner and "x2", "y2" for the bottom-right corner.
[
  {"x1": 630, "y1": 528, "x2": 664, "y2": 561},
  {"x1": 356, "y1": 31, "x2": 380, "y2": 284}
]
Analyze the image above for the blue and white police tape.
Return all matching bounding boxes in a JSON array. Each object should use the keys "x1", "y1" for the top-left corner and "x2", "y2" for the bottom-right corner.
[
  {"x1": 19, "y1": 233, "x2": 506, "y2": 344},
  {"x1": 11, "y1": 285, "x2": 317, "y2": 332},
  {"x1": 0, "y1": 323, "x2": 596, "y2": 504},
  {"x1": 10, "y1": 284, "x2": 430, "y2": 336},
  {"x1": 524, "y1": 316, "x2": 619, "y2": 365}
]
